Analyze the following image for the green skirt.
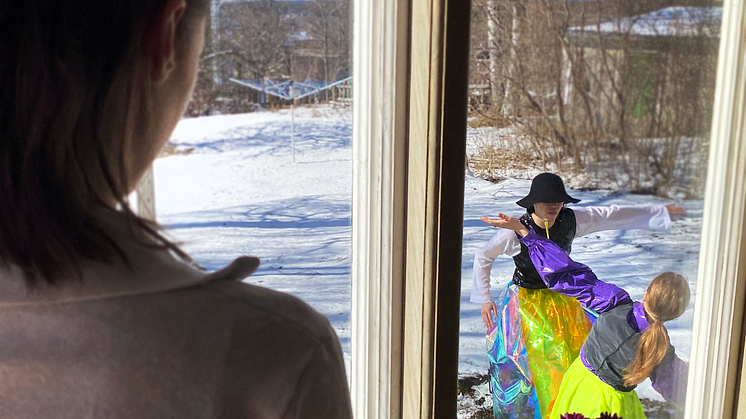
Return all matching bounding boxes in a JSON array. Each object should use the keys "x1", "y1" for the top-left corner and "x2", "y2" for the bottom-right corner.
[{"x1": 549, "y1": 357, "x2": 647, "y2": 419}]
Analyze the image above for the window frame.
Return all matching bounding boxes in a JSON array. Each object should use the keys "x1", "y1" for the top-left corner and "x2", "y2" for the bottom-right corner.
[
  {"x1": 350, "y1": 0, "x2": 746, "y2": 418},
  {"x1": 685, "y1": 1, "x2": 746, "y2": 418},
  {"x1": 351, "y1": 0, "x2": 471, "y2": 417}
]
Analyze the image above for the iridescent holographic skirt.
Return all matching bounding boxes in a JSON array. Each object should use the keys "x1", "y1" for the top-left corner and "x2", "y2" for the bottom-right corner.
[{"x1": 487, "y1": 282, "x2": 595, "y2": 419}]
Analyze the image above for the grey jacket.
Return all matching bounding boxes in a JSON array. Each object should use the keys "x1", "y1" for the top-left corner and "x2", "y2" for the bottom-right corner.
[{"x1": 0, "y1": 222, "x2": 352, "y2": 418}]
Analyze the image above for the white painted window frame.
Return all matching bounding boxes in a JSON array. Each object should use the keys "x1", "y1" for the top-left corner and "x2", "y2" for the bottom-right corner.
[
  {"x1": 350, "y1": 0, "x2": 409, "y2": 418},
  {"x1": 351, "y1": 0, "x2": 471, "y2": 415},
  {"x1": 135, "y1": 167, "x2": 157, "y2": 221},
  {"x1": 685, "y1": 0, "x2": 746, "y2": 417}
]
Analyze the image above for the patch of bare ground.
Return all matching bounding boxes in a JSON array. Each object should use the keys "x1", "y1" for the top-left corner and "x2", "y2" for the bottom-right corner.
[
  {"x1": 467, "y1": 407, "x2": 494, "y2": 419},
  {"x1": 459, "y1": 374, "x2": 489, "y2": 399},
  {"x1": 639, "y1": 398, "x2": 681, "y2": 419}
]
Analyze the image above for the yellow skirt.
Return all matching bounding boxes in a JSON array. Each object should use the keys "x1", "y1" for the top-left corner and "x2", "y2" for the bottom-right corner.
[{"x1": 549, "y1": 357, "x2": 646, "y2": 419}]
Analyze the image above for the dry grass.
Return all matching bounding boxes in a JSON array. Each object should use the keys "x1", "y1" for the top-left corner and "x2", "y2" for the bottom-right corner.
[
  {"x1": 467, "y1": 109, "x2": 513, "y2": 129},
  {"x1": 467, "y1": 126, "x2": 540, "y2": 183},
  {"x1": 469, "y1": 143, "x2": 537, "y2": 177}
]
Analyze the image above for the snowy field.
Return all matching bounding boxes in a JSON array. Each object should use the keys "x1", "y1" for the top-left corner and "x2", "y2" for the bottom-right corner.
[{"x1": 155, "y1": 106, "x2": 701, "y2": 417}]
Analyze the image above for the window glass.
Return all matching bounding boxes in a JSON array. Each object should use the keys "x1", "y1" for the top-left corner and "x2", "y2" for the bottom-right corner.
[
  {"x1": 459, "y1": 1, "x2": 721, "y2": 418},
  {"x1": 155, "y1": 0, "x2": 353, "y2": 371}
]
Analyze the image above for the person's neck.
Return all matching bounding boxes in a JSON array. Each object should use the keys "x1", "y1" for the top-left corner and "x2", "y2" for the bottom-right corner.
[{"x1": 531, "y1": 212, "x2": 556, "y2": 230}]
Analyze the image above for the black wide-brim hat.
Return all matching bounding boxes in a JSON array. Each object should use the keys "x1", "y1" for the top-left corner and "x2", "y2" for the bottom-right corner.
[{"x1": 516, "y1": 172, "x2": 581, "y2": 208}]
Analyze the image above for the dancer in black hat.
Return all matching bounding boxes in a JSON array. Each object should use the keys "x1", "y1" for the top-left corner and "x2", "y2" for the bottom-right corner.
[{"x1": 471, "y1": 172, "x2": 684, "y2": 419}]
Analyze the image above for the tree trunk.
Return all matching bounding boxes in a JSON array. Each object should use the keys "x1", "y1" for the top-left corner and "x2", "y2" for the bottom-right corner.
[
  {"x1": 503, "y1": 0, "x2": 524, "y2": 118},
  {"x1": 486, "y1": 0, "x2": 501, "y2": 108},
  {"x1": 211, "y1": 0, "x2": 221, "y2": 84}
]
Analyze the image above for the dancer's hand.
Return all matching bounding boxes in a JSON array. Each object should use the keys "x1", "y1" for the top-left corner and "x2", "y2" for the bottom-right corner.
[
  {"x1": 665, "y1": 204, "x2": 686, "y2": 221},
  {"x1": 480, "y1": 214, "x2": 529, "y2": 237},
  {"x1": 482, "y1": 301, "x2": 497, "y2": 330}
]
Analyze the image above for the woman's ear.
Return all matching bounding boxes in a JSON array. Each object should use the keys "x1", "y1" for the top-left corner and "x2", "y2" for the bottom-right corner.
[{"x1": 148, "y1": 0, "x2": 187, "y2": 84}]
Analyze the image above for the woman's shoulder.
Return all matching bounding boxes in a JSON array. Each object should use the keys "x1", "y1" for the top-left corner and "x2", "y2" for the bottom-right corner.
[{"x1": 195, "y1": 278, "x2": 337, "y2": 344}]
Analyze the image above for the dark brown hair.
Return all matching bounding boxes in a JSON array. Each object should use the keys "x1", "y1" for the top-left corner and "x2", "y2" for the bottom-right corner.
[
  {"x1": 623, "y1": 272, "x2": 690, "y2": 386},
  {"x1": 0, "y1": 0, "x2": 209, "y2": 285}
]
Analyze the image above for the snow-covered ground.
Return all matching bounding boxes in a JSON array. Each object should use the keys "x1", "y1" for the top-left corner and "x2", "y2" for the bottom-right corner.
[
  {"x1": 156, "y1": 107, "x2": 355, "y2": 368},
  {"x1": 155, "y1": 105, "x2": 701, "y2": 417}
]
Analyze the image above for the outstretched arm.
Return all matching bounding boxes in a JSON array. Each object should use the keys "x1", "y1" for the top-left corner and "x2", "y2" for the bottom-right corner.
[
  {"x1": 574, "y1": 204, "x2": 682, "y2": 237},
  {"x1": 490, "y1": 214, "x2": 632, "y2": 313},
  {"x1": 650, "y1": 349, "x2": 688, "y2": 405}
]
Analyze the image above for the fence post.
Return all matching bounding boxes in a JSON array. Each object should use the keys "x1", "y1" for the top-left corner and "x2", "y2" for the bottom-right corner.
[{"x1": 136, "y1": 166, "x2": 156, "y2": 221}]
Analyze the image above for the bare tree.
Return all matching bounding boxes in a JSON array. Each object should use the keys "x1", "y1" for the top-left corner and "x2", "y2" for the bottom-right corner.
[
  {"x1": 217, "y1": 0, "x2": 294, "y2": 80},
  {"x1": 485, "y1": 0, "x2": 504, "y2": 108},
  {"x1": 503, "y1": 0, "x2": 526, "y2": 118},
  {"x1": 306, "y1": 0, "x2": 351, "y2": 83},
  {"x1": 468, "y1": 0, "x2": 719, "y2": 196}
]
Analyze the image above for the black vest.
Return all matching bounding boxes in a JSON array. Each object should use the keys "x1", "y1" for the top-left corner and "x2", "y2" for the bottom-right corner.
[{"x1": 511, "y1": 208, "x2": 577, "y2": 289}]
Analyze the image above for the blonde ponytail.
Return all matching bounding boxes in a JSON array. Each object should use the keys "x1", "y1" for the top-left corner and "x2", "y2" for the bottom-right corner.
[
  {"x1": 623, "y1": 272, "x2": 690, "y2": 387},
  {"x1": 623, "y1": 318, "x2": 669, "y2": 386}
]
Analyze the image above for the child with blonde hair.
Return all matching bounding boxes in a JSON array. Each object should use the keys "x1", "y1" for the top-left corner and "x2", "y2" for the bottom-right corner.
[
  {"x1": 490, "y1": 213, "x2": 690, "y2": 419},
  {"x1": 474, "y1": 172, "x2": 684, "y2": 418}
]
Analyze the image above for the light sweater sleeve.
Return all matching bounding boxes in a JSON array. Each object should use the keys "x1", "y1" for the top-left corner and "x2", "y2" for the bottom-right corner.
[
  {"x1": 574, "y1": 204, "x2": 672, "y2": 237},
  {"x1": 470, "y1": 229, "x2": 522, "y2": 304}
]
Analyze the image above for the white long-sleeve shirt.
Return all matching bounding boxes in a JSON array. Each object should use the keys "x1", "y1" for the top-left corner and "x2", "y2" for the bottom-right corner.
[{"x1": 469, "y1": 205, "x2": 672, "y2": 304}]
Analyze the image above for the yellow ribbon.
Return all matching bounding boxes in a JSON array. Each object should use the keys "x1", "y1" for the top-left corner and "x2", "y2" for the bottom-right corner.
[{"x1": 544, "y1": 220, "x2": 550, "y2": 239}]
